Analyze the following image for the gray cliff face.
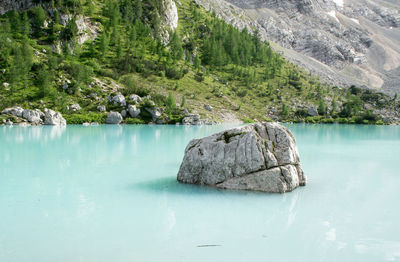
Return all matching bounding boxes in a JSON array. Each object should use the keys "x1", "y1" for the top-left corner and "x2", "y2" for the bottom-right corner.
[
  {"x1": 177, "y1": 122, "x2": 306, "y2": 193},
  {"x1": 0, "y1": 0, "x2": 34, "y2": 15},
  {"x1": 195, "y1": 0, "x2": 400, "y2": 96},
  {"x1": 160, "y1": 0, "x2": 179, "y2": 44}
]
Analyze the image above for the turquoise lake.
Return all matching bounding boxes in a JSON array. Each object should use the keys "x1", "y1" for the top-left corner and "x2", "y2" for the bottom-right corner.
[{"x1": 0, "y1": 124, "x2": 399, "y2": 262}]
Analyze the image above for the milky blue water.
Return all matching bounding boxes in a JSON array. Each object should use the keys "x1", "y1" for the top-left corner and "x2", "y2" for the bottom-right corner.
[{"x1": 0, "y1": 124, "x2": 399, "y2": 262}]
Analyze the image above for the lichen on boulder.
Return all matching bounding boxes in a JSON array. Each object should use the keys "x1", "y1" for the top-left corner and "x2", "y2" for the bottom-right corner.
[{"x1": 177, "y1": 122, "x2": 306, "y2": 193}]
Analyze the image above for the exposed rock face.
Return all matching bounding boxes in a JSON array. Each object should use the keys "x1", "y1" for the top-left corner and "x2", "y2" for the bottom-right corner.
[
  {"x1": 181, "y1": 113, "x2": 216, "y2": 125},
  {"x1": 177, "y1": 122, "x2": 306, "y2": 193},
  {"x1": 44, "y1": 108, "x2": 66, "y2": 125},
  {"x1": 128, "y1": 105, "x2": 141, "y2": 118},
  {"x1": 129, "y1": 94, "x2": 142, "y2": 104},
  {"x1": 195, "y1": 0, "x2": 400, "y2": 96},
  {"x1": 1, "y1": 106, "x2": 24, "y2": 117},
  {"x1": 0, "y1": 0, "x2": 34, "y2": 15},
  {"x1": 145, "y1": 107, "x2": 164, "y2": 122},
  {"x1": 307, "y1": 106, "x2": 318, "y2": 116},
  {"x1": 106, "y1": 111, "x2": 123, "y2": 124},
  {"x1": 2, "y1": 106, "x2": 66, "y2": 125},
  {"x1": 97, "y1": 105, "x2": 106, "y2": 112},
  {"x1": 70, "y1": 103, "x2": 81, "y2": 112},
  {"x1": 22, "y1": 109, "x2": 43, "y2": 124},
  {"x1": 108, "y1": 92, "x2": 126, "y2": 107},
  {"x1": 162, "y1": 0, "x2": 179, "y2": 30},
  {"x1": 160, "y1": 0, "x2": 179, "y2": 44}
]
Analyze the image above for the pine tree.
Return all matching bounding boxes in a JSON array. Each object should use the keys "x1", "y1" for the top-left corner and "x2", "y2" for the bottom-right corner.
[
  {"x1": 169, "y1": 31, "x2": 183, "y2": 62},
  {"x1": 98, "y1": 33, "x2": 109, "y2": 59},
  {"x1": 31, "y1": 6, "x2": 46, "y2": 37},
  {"x1": 318, "y1": 99, "x2": 326, "y2": 115},
  {"x1": 21, "y1": 11, "x2": 31, "y2": 36}
]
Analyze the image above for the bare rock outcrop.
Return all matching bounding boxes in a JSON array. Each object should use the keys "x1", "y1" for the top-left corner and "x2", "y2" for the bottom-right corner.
[
  {"x1": 195, "y1": 0, "x2": 400, "y2": 96},
  {"x1": 177, "y1": 122, "x2": 306, "y2": 193},
  {"x1": 1, "y1": 106, "x2": 66, "y2": 125},
  {"x1": 106, "y1": 111, "x2": 123, "y2": 124},
  {"x1": 43, "y1": 108, "x2": 66, "y2": 126}
]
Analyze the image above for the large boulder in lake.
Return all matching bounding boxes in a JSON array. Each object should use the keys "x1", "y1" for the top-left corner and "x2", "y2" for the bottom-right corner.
[{"x1": 177, "y1": 122, "x2": 306, "y2": 193}]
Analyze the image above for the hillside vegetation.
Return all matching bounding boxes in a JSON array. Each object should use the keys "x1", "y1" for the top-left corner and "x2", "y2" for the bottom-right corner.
[{"x1": 0, "y1": 0, "x2": 399, "y2": 125}]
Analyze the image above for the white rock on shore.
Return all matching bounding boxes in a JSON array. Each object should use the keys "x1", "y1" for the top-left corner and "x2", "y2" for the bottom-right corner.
[
  {"x1": 44, "y1": 108, "x2": 66, "y2": 126},
  {"x1": 2, "y1": 106, "x2": 66, "y2": 126},
  {"x1": 177, "y1": 122, "x2": 306, "y2": 193}
]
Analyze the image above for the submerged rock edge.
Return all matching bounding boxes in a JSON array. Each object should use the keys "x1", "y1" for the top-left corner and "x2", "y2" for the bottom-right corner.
[{"x1": 177, "y1": 122, "x2": 306, "y2": 193}]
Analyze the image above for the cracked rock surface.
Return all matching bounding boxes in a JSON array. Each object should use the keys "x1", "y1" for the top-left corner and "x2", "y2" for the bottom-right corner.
[{"x1": 177, "y1": 122, "x2": 306, "y2": 193}]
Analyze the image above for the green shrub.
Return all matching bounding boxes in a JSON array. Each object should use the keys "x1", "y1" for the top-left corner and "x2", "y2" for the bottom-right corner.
[
  {"x1": 165, "y1": 67, "x2": 182, "y2": 80},
  {"x1": 336, "y1": 118, "x2": 348, "y2": 124},
  {"x1": 125, "y1": 118, "x2": 146, "y2": 124},
  {"x1": 242, "y1": 117, "x2": 254, "y2": 123},
  {"x1": 64, "y1": 113, "x2": 106, "y2": 124}
]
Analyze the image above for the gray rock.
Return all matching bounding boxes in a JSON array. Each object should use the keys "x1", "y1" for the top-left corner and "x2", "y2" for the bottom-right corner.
[
  {"x1": 159, "y1": 0, "x2": 179, "y2": 44},
  {"x1": 5, "y1": 120, "x2": 13, "y2": 126},
  {"x1": 108, "y1": 92, "x2": 126, "y2": 107},
  {"x1": 182, "y1": 113, "x2": 201, "y2": 125},
  {"x1": 44, "y1": 108, "x2": 66, "y2": 126},
  {"x1": 0, "y1": 0, "x2": 35, "y2": 15},
  {"x1": 97, "y1": 105, "x2": 106, "y2": 112},
  {"x1": 106, "y1": 112, "x2": 123, "y2": 124},
  {"x1": 204, "y1": 104, "x2": 213, "y2": 112},
  {"x1": 307, "y1": 106, "x2": 318, "y2": 116},
  {"x1": 121, "y1": 110, "x2": 127, "y2": 118},
  {"x1": 145, "y1": 107, "x2": 164, "y2": 121},
  {"x1": 182, "y1": 108, "x2": 189, "y2": 116},
  {"x1": 1, "y1": 106, "x2": 24, "y2": 117},
  {"x1": 194, "y1": 0, "x2": 400, "y2": 95},
  {"x1": 3, "y1": 82, "x2": 9, "y2": 88},
  {"x1": 22, "y1": 109, "x2": 43, "y2": 124},
  {"x1": 128, "y1": 105, "x2": 141, "y2": 118},
  {"x1": 177, "y1": 122, "x2": 306, "y2": 193},
  {"x1": 70, "y1": 103, "x2": 81, "y2": 112},
  {"x1": 129, "y1": 94, "x2": 142, "y2": 104}
]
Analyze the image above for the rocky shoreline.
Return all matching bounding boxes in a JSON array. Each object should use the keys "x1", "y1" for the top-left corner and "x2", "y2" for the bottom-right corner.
[
  {"x1": 1, "y1": 107, "x2": 66, "y2": 126},
  {"x1": 1, "y1": 89, "x2": 399, "y2": 126},
  {"x1": 0, "y1": 105, "x2": 217, "y2": 126}
]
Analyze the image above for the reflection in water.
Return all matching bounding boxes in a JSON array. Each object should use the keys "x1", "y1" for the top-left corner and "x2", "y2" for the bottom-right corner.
[
  {"x1": 355, "y1": 239, "x2": 400, "y2": 261},
  {"x1": 1, "y1": 126, "x2": 67, "y2": 143}
]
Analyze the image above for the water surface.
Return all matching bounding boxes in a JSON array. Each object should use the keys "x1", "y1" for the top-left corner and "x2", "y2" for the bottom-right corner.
[{"x1": 0, "y1": 124, "x2": 399, "y2": 262}]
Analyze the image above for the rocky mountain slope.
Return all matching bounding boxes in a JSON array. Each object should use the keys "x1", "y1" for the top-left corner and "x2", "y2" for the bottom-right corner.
[
  {"x1": 0, "y1": 0, "x2": 399, "y2": 125},
  {"x1": 195, "y1": 0, "x2": 400, "y2": 96}
]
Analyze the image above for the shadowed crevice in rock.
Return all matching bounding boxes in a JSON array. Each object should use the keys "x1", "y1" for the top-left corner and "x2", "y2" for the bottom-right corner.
[{"x1": 177, "y1": 122, "x2": 306, "y2": 193}]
